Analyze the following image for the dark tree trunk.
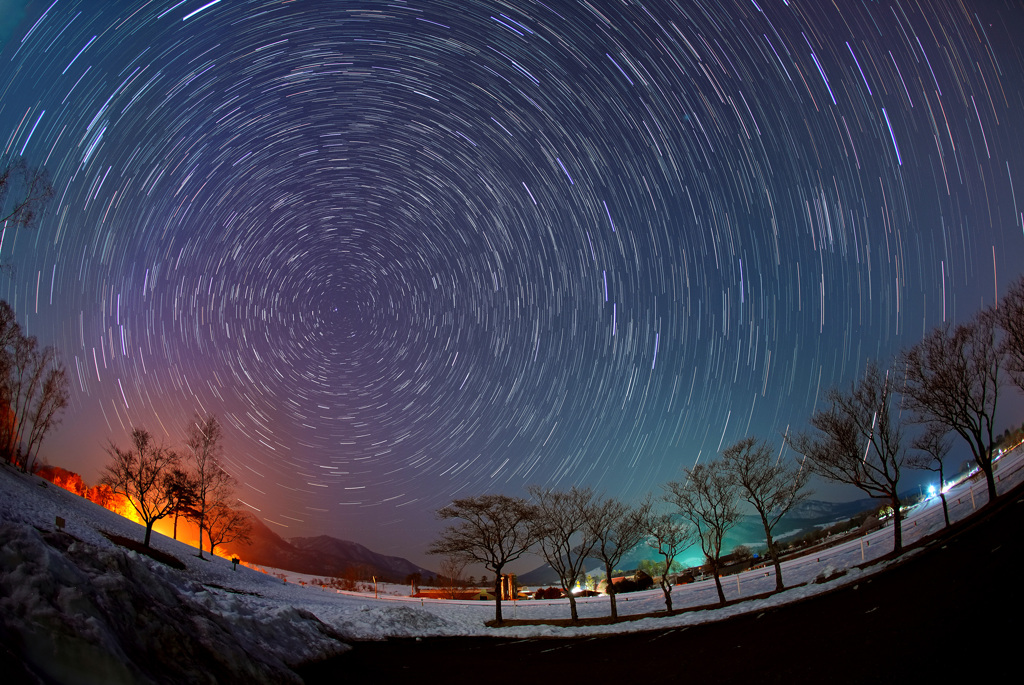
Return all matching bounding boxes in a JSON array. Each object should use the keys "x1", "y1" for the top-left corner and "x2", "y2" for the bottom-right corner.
[
  {"x1": 759, "y1": 511, "x2": 785, "y2": 592},
  {"x1": 567, "y1": 590, "x2": 579, "y2": 622},
  {"x1": 891, "y1": 495, "x2": 903, "y2": 554},
  {"x1": 196, "y1": 515, "x2": 206, "y2": 559},
  {"x1": 939, "y1": 493, "x2": 951, "y2": 527},
  {"x1": 660, "y1": 580, "x2": 673, "y2": 612},
  {"x1": 979, "y1": 459, "x2": 997, "y2": 503},
  {"x1": 769, "y1": 539, "x2": 784, "y2": 592},
  {"x1": 143, "y1": 522, "x2": 154, "y2": 547},
  {"x1": 937, "y1": 461, "x2": 951, "y2": 527},
  {"x1": 711, "y1": 562, "x2": 726, "y2": 604},
  {"x1": 493, "y1": 571, "x2": 503, "y2": 623},
  {"x1": 605, "y1": 563, "x2": 618, "y2": 619}
]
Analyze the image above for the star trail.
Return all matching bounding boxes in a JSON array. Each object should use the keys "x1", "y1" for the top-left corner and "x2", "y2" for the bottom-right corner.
[{"x1": 2, "y1": 0, "x2": 1023, "y2": 563}]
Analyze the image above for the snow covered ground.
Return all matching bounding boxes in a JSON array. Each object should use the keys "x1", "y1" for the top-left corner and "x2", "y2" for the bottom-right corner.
[{"x1": 2, "y1": 448, "x2": 1022, "y2": 681}]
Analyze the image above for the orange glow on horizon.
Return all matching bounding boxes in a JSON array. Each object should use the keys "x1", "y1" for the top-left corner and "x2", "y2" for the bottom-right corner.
[{"x1": 40, "y1": 468, "x2": 237, "y2": 561}]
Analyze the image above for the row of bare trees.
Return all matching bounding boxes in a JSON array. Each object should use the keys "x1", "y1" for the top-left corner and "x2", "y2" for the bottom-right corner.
[
  {"x1": 1, "y1": 300, "x2": 69, "y2": 472},
  {"x1": 1, "y1": 163, "x2": 65, "y2": 471},
  {"x1": 428, "y1": 441, "x2": 809, "y2": 624},
  {"x1": 100, "y1": 414, "x2": 251, "y2": 555},
  {"x1": 431, "y1": 275, "x2": 1024, "y2": 624},
  {"x1": 792, "y1": 279, "x2": 1024, "y2": 556}
]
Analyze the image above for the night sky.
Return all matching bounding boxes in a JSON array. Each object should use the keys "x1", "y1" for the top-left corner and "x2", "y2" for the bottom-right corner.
[{"x1": 2, "y1": 0, "x2": 1023, "y2": 566}]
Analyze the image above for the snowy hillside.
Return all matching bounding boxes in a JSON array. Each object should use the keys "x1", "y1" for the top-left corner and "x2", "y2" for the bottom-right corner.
[
  {"x1": 0, "y1": 466, "x2": 349, "y2": 684},
  {"x1": 3, "y1": 450, "x2": 1022, "y2": 682}
]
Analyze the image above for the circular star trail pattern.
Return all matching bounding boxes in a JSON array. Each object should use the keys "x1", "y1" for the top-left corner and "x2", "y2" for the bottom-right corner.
[{"x1": 2, "y1": 0, "x2": 1023, "y2": 555}]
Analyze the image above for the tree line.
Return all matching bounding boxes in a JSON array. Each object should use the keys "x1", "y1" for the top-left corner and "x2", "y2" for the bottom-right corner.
[
  {"x1": 431, "y1": 277, "x2": 1024, "y2": 624},
  {"x1": 100, "y1": 414, "x2": 252, "y2": 557},
  {"x1": 1, "y1": 162, "x2": 67, "y2": 474},
  {"x1": 428, "y1": 445, "x2": 807, "y2": 624},
  {"x1": 1, "y1": 301, "x2": 69, "y2": 472}
]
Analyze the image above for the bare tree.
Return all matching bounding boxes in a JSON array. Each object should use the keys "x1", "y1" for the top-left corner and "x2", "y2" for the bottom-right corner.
[
  {"x1": 2, "y1": 331, "x2": 40, "y2": 463},
  {"x1": 664, "y1": 462, "x2": 740, "y2": 604},
  {"x1": 0, "y1": 162, "x2": 54, "y2": 276},
  {"x1": 0, "y1": 303, "x2": 17, "y2": 456},
  {"x1": 527, "y1": 485, "x2": 599, "y2": 622},
  {"x1": 901, "y1": 311, "x2": 1001, "y2": 503},
  {"x1": 428, "y1": 494, "x2": 534, "y2": 623},
  {"x1": 164, "y1": 467, "x2": 198, "y2": 540},
  {"x1": 586, "y1": 494, "x2": 651, "y2": 619},
  {"x1": 0, "y1": 307, "x2": 69, "y2": 472},
  {"x1": 205, "y1": 503, "x2": 252, "y2": 557},
  {"x1": 22, "y1": 357, "x2": 68, "y2": 473},
  {"x1": 101, "y1": 428, "x2": 180, "y2": 547},
  {"x1": 731, "y1": 544, "x2": 753, "y2": 562},
  {"x1": 790, "y1": 361, "x2": 907, "y2": 553},
  {"x1": 646, "y1": 512, "x2": 694, "y2": 612},
  {"x1": 907, "y1": 425, "x2": 953, "y2": 528},
  {"x1": 184, "y1": 414, "x2": 235, "y2": 559},
  {"x1": 997, "y1": 274, "x2": 1024, "y2": 390},
  {"x1": 438, "y1": 555, "x2": 469, "y2": 599},
  {"x1": 0, "y1": 161, "x2": 53, "y2": 228},
  {"x1": 721, "y1": 436, "x2": 811, "y2": 591}
]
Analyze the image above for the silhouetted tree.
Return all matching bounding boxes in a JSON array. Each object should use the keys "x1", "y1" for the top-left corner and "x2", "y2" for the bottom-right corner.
[
  {"x1": 0, "y1": 161, "x2": 53, "y2": 228},
  {"x1": 790, "y1": 361, "x2": 907, "y2": 553},
  {"x1": 586, "y1": 494, "x2": 651, "y2": 619},
  {"x1": 184, "y1": 414, "x2": 235, "y2": 558},
  {"x1": 664, "y1": 461, "x2": 740, "y2": 604},
  {"x1": 721, "y1": 436, "x2": 811, "y2": 591},
  {"x1": 907, "y1": 425, "x2": 953, "y2": 528},
  {"x1": 438, "y1": 555, "x2": 468, "y2": 598},
  {"x1": 101, "y1": 428, "x2": 179, "y2": 547},
  {"x1": 0, "y1": 163, "x2": 62, "y2": 469},
  {"x1": 646, "y1": 512, "x2": 694, "y2": 611},
  {"x1": 901, "y1": 311, "x2": 1001, "y2": 503},
  {"x1": 997, "y1": 275, "x2": 1024, "y2": 391},
  {"x1": 428, "y1": 494, "x2": 534, "y2": 622},
  {"x1": 0, "y1": 161, "x2": 53, "y2": 274},
  {"x1": 205, "y1": 503, "x2": 252, "y2": 557},
  {"x1": 730, "y1": 544, "x2": 753, "y2": 562},
  {"x1": 164, "y1": 467, "x2": 198, "y2": 540},
  {"x1": 0, "y1": 301, "x2": 68, "y2": 472},
  {"x1": 527, "y1": 485, "x2": 600, "y2": 622},
  {"x1": 636, "y1": 558, "x2": 682, "y2": 579}
]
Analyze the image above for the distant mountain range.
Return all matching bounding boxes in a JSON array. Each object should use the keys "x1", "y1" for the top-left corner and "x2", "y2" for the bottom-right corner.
[
  {"x1": 221, "y1": 517, "x2": 436, "y2": 582},
  {"x1": 788, "y1": 497, "x2": 882, "y2": 523}
]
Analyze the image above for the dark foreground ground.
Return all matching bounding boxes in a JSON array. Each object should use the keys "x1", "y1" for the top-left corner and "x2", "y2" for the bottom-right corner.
[{"x1": 299, "y1": 487, "x2": 1024, "y2": 684}]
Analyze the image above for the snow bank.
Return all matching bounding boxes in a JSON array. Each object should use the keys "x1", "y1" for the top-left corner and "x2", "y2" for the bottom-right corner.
[{"x1": 0, "y1": 467, "x2": 348, "y2": 684}]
